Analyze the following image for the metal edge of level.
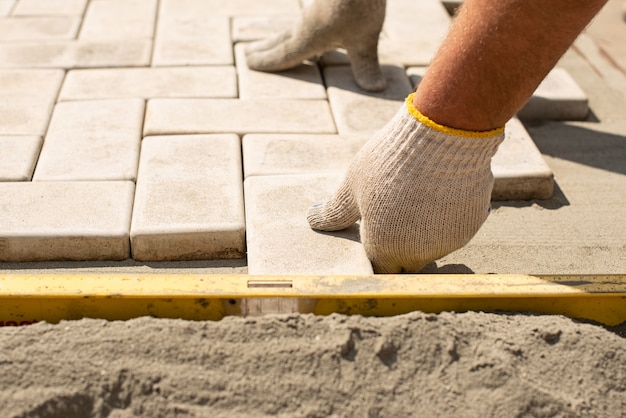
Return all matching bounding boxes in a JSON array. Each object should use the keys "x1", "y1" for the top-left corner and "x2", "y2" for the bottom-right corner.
[{"x1": 0, "y1": 274, "x2": 625, "y2": 326}]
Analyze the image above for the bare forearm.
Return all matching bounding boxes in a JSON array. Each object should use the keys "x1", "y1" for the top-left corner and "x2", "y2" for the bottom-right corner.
[{"x1": 413, "y1": 0, "x2": 607, "y2": 131}]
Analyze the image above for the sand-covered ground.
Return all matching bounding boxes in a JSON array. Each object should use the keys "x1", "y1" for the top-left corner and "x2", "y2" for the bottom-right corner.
[{"x1": 0, "y1": 312, "x2": 624, "y2": 417}]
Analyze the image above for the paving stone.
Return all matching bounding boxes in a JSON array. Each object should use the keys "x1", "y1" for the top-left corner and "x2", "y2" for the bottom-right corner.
[
  {"x1": 144, "y1": 98, "x2": 336, "y2": 136},
  {"x1": 0, "y1": 40, "x2": 151, "y2": 69},
  {"x1": 383, "y1": 0, "x2": 450, "y2": 41},
  {"x1": 326, "y1": 65, "x2": 412, "y2": 135},
  {"x1": 517, "y1": 68, "x2": 589, "y2": 120},
  {"x1": 231, "y1": 15, "x2": 297, "y2": 42},
  {"x1": 0, "y1": 135, "x2": 42, "y2": 181},
  {"x1": 152, "y1": 13, "x2": 232, "y2": 66},
  {"x1": 408, "y1": 67, "x2": 589, "y2": 121},
  {"x1": 160, "y1": 0, "x2": 300, "y2": 18},
  {"x1": 11, "y1": 0, "x2": 87, "y2": 16},
  {"x1": 60, "y1": 66, "x2": 237, "y2": 101},
  {"x1": 491, "y1": 118, "x2": 554, "y2": 200},
  {"x1": 235, "y1": 43, "x2": 326, "y2": 100},
  {"x1": 0, "y1": 69, "x2": 63, "y2": 135},
  {"x1": 244, "y1": 173, "x2": 373, "y2": 275},
  {"x1": 0, "y1": 68, "x2": 64, "y2": 96},
  {"x1": 0, "y1": 17, "x2": 80, "y2": 41},
  {"x1": 242, "y1": 134, "x2": 367, "y2": 178},
  {"x1": 79, "y1": 0, "x2": 157, "y2": 40},
  {"x1": 0, "y1": 98, "x2": 54, "y2": 136},
  {"x1": 130, "y1": 135, "x2": 245, "y2": 261},
  {"x1": 242, "y1": 126, "x2": 553, "y2": 201},
  {"x1": 0, "y1": 181, "x2": 134, "y2": 261},
  {"x1": 33, "y1": 99, "x2": 144, "y2": 181}
]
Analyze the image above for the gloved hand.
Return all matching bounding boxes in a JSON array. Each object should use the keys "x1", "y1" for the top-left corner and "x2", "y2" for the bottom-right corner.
[
  {"x1": 245, "y1": 0, "x2": 387, "y2": 92},
  {"x1": 307, "y1": 93, "x2": 505, "y2": 273}
]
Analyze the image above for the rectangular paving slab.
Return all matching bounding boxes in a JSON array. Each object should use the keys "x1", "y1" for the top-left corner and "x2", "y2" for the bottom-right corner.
[
  {"x1": 517, "y1": 68, "x2": 589, "y2": 120},
  {"x1": 152, "y1": 14, "x2": 232, "y2": 66},
  {"x1": 242, "y1": 134, "x2": 367, "y2": 178},
  {"x1": 0, "y1": 40, "x2": 151, "y2": 69},
  {"x1": 0, "y1": 17, "x2": 81, "y2": 41},
  {"x1": 59, "y1": 66, "x2": 237, "y2": 100},
  {"x1": 245, "y1": 173, "x2": 373, "y2": 275},
  {"x1": 231, "y1": 16, "x2": 297, "y2": 42},
  {"x1": 242, "y1": 123, "x2": 553, "y2": 201},
  {"x1": 33, "y1": 99, "x2": 144, "y2": 181},
  {"x1": 491, "y1": 118, "x2": 554, "y2": 200},
  {"x1": 130, "y1": 134, "x2": 245, "y2": 261},
  {"x1": 160, "y1": 0, "x2": 300, "y2": 18},
  {"x1": 0, "y1": 181, "x2": 134, "y2": 261},
  {"x1": 235, "y1": 43, "x2": 326, "y2": 100},
  {"x1": 0, "y1": 69, "x2": 64, "y2": 135},
  {"x1": 0, "y1": 136, "x2": 42, "y2": 181},
  {"x1": 326, "y1": 65, "x2": 412, "y2": 135},
  {"x1": 79, "y1": 0, "x2": 157, "y2": 40},
  {"x1": 11, "y1": 0, "x2": 87, "y2": 16},
  {"x1": 144, "y1": 98, "x2": 336, "y2": 136}
]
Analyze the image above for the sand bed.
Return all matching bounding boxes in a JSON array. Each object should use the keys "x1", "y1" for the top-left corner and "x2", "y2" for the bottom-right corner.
[{"x1": 0, "y1": 312, "x2": 624, "y2": 417}]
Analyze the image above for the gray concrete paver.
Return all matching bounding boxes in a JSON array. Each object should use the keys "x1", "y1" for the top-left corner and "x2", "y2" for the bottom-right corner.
[
  {"x1": 0, "y1": 181, "x2": 134, "y2": 261},
  {"x1": 33, "y1": 99, "x2": 144, "y2": 181},
  {"x1": 59, "y1": 66, "x2": 237, "y2": 100},
  {"x1": 131, "y1": 135, "x2": 245, "y2": 261}
]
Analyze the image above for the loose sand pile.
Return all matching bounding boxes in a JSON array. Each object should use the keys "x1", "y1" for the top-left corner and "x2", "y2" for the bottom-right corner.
[{"x1": 0, "y1": 312, "x2": 624, "y2": 417}]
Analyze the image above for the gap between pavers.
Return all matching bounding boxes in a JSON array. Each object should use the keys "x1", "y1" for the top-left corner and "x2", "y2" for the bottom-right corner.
[
  {"x1": 245, "y1": 173, "x2": 373, "y2": 275},
  {"x1": 33, "y1": 99, "x2": 144, "y2": 182},
  {"x1": 59, "y1": 67, "x2": 238, "y2": 101},
  {"x1": 130, "y1": 134, "x2": 245, "y2": 261},
  {"x1": 0, "y1": 181, "x2": 134, "y2": 262}
]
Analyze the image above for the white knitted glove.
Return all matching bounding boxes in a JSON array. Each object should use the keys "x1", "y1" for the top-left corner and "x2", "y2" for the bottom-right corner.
[
  {"x1": 307, "y1": 94, "x2": 505, "y2": 273},
  {"x1": 245, "y1": 0, "x2": 387, "y2": 92}
]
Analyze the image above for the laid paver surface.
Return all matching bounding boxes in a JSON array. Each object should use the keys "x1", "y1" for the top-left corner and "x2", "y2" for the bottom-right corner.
[{"x1": 0, "y1": 0, "x2": 624, "y2": 276}]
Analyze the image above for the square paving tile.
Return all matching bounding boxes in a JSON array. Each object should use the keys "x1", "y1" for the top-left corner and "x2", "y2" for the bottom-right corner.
[
  {"x1": 245, "y1": 173, "x2": 373, "y2": 275},
  {"x1": 131, "y1": 134, "x2": 245, "y2": 261},
  {"x1": 11, "y1": 0, "x2": 88, "y2": 16},
  {"x1": 231, "y1": 15, "x2": 297, "y2": 42},
  {"x1": 0, "y1": 181, "x2": 134, "y2": 261}
]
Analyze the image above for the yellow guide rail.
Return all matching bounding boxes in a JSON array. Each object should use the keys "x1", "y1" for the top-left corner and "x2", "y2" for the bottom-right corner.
[{"x1": 0, "y1": 274, "x2": 625, "y2": 326}]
